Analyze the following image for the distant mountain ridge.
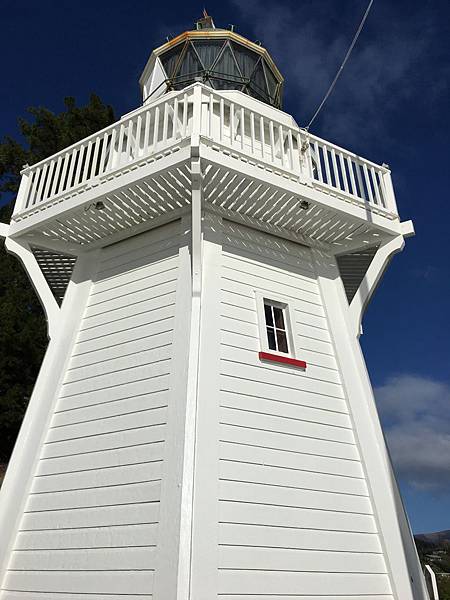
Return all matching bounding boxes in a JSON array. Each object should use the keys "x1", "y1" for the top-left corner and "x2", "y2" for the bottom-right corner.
[{"x1": 415, "y1": 530, "x2": 450, "y2": 545}]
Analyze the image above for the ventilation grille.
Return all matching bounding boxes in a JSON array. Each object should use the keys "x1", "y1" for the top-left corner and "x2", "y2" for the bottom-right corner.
[
  {"x1": 336, "y1": 246, "x2": 378, "y2": 303},
  {"x1": 31, "y1": 247, "x2": 77, "y2": 305}
]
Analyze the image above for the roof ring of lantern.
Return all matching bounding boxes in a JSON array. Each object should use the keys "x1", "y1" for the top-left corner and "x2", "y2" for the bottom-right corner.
[{"x1": 140, "y1": 12, "x2": 284, "y2": 109}]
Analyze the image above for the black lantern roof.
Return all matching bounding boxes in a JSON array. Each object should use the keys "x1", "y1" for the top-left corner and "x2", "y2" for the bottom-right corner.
[{"x1": 141, "y1": 16, "x2": 284, "y2": 109}]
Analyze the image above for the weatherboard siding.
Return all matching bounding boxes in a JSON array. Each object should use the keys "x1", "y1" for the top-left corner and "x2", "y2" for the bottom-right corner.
[
  {"x1": 214, "y1": 220, "x2": 393, "y2": 599},
  {"x1": 1, "y1": 221, "x2": 180, "y2": 599}
]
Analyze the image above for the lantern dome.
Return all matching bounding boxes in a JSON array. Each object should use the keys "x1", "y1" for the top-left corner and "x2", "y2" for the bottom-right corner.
[{"x1": 140, "y1": 14, "x2": 284, "y2": 108}]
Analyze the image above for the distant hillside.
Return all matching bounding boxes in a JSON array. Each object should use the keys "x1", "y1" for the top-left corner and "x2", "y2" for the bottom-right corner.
[
  {"x1": 414, "y1": 531, "x2": 450, "y2": 599},
  {"x1": 416, "y1": 530, "x2": 450, "y2": 545}
]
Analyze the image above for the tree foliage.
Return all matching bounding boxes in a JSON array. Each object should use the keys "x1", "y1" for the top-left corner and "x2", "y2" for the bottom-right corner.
[{"x1": 0, "y1": 95, "x2": 115, "y2": 461}]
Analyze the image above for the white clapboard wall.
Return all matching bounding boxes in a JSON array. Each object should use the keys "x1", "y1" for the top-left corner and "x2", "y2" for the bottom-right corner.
[
  {"x1": 213, "y1": 220, "x2": 393, "y2": 600},
  {"x1": 1, "y1": 221, "x2": 181, "y2": 598}
]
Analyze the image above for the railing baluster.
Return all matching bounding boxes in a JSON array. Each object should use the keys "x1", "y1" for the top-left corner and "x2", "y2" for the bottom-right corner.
[
  {"x1": 303, "y1": 134, "x2": 314, "y2": 180},
  {"x1": 91, "y1": 136, "x2": 101, "y2": 178},
  {"x1": 66, "y1": 148, "x2": 77, "y2": 189},
  {"x1": 162, "y1": 102, "x2": 169, "y2": 144},
  {"x1": 371, "y1": 166, "x2": 382, "y2": 206},
  {"x1": 346, "y1": 156, "x2": 357, "y2": 196},
  {"x1": 278, "y1": 125, "x2": 284, "y2": 168},
  {"x1": 125, "y1": 121, "x2": 133, "y2": 162},
  {"x1": 250, "y1": 112, "x2": 255, "y2": 154},
  {"x1": 339, "y1": 153, "x2": 349, "y2": 193},
  {"x1": 57, "y1": 152, "x2": 70, "y2": 196},
  {"x1": 74, "y1": 145, "x2": 85, "y2": 185},
  {"x1": 209, "y1": 94, "x2": 213, "y2": 138},
  {"x1": 81, "y1": 140, "x2": 93, "y2": 183},
  {"x1": 230, "y1": 103, "x2": 235, "y2": 147},
  {"x1": 182, "y1": 93, "x2": 188, "y2": 137},
  {"x1": 134, "y1": 115, "x2": 142, "y2": 158},
  {"x1": 173, "y1": 98, "x2": 178, "y2": 140},
  {"x1": 240, "y1": 107, "x2": 245, "y2": 151},
  {"x1": 153, "y1": 106, "x2": 160, "y2": 150},
  {"x1": 355, "y1": 162, "x2": 367, "y2": 201},
  {"x1": 219, "y1": 98, "x2": 224, "y2": 143},
  {"x1": 313, "y1": 141, "x2": 323, "y2": 182},
  {"x1": 49, "y1": 156, "x2": 63, "y2": 197},
  {"x1": 269, "y1": 121, "x2": 275, "y2": 163},
  {"x1": 323, "y1": 146, "x2": 332, "y2": 186},
  {"x1": 106, "y1": 128, "x2": 117, "y2": 172},
  {"x1": 287, "y1": 130, "x2": 294, "y2": 171},
  {"x1": 378, "y1": 171, "x2": 388, "y2": 209},
  {"x1": 99, "y1": 132, "x2": 109, "y2": 176},
  {"x1": 42, "y1": 159, "x2": 56, "y2": 201},
  {"x1": 27, "y1": 168, "x2": 41, "y2": 208},
  {"x1": 35, "y1": 163, "x2": 48, "y2": 203},
  {"x1": 260, "y1": 116, "x2": 265, "y2": 159},
  {"x1": 117, "y1": 125, "x2": 125, "y2": 167},
  {"x1": 143, "y1": 110, "x2": 151, "y2": 155},
  {"x1": 363, "y1": 162, "x2": 374, "y2": 203},
  {"x1": 330, "y1": 148, "x2": 341, "y2": 190}
]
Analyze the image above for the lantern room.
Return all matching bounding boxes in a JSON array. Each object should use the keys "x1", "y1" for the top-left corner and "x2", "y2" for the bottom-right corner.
[{"x1": 140, "y1": 13, "x2": 284, "y2": 108}]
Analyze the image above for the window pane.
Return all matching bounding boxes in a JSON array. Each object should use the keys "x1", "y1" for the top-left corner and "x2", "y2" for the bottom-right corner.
[
  {"x1": 264, "y1": 303, "x2": 274, "y2": 326},
  {"x1": 266, "y1": 327, "x2": 277, "y2": 350},
  {"x1": 276, "y1": 329, "x2": 288, "y2": 353},
  {"x1": 160, "y1": 44, "x2": 184, "y2": 78},
  {"x1": 273, "y1": 306, "x2": 285, "y2": 329}
]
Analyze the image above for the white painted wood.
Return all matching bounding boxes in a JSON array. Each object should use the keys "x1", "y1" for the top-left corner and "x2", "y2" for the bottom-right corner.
[
  {"x1": 348, "y1": 235, "x2": 405, "y2": 338},
  {"x1": 314, "y1": 247, "x2": 428, "y2": 599},
  {"x1": 4, "y1": 238, "x2": 60, "y2": 339},
  {"x1": 0, "y1": 222, "x2": 181, "y2": 597},
  {"x1": 0, "y1": 252, "x2": 97, "y2": 586}
]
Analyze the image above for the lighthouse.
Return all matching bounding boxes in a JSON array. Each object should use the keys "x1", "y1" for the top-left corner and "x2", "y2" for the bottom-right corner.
[{"x1": 0, "y1": 14, "x2": 428, "y2": 600}]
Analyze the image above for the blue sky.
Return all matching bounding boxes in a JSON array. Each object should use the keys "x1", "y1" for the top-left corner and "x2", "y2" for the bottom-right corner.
[{"x1": 1, "y1": 0, "x2": 449, "y2": 533}]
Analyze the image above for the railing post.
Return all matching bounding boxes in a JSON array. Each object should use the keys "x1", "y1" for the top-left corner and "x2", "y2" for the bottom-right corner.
[
  {"x1": 298, "y1": 131, "x2": 313, "y2": 185},
  {"x1": 191, "y1": 84, "x2": 203, "y2": 147},
  {"x1": 382, "y1": 168, "x2": 399, "y2": 214},
  {"x1": 12, "y1": 167, "x2": 32, "y2": 218}
]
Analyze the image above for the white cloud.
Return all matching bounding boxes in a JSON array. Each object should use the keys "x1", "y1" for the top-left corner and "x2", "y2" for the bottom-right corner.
[
  {"x1": 229, "y1": 0, "x2": 444, "y2": 147},
  {"x1": 374, "y1": 375, "x2": 450, "y2": 492}
]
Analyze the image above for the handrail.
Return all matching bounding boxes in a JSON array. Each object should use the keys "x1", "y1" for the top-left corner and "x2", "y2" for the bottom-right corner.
[
  {"x1": 13, "y1": 83, "x2": 398, "y2": 220},
  {"x1": 197, "y1": 86, "x2": 396, "y2": 214}
]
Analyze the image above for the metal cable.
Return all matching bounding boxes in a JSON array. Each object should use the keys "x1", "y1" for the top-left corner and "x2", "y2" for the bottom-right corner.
[{"x1": 305, "y1": 0, "x2": 375, "y2": 130}]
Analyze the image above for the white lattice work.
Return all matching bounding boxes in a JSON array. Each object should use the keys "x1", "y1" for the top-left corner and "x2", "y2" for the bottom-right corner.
[{"x1": 31, "y1": 247, "x2": 77, "y2": 304}]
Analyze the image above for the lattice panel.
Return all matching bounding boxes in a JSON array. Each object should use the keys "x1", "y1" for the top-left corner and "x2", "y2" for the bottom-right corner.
[
  {"x1": 336, "y1": 246, "x2": 379, "y2": 303},
  {"x1": 31, "y1": 247, "x2": 77, "y2": 305}
]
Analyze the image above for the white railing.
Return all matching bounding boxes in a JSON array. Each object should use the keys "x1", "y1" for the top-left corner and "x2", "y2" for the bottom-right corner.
[
  {"x1": 306, "y1": 134, "x2": 395, "y2": 212},
  {"x1": 198, "y1": 86, "x2": 397, "y2": 215},
  {"x1": 14, "y1": 83, "x2": 398, "y2": 219},
  {"x1": 15, "y1": 88, "x2": 195, "y2": 214}
]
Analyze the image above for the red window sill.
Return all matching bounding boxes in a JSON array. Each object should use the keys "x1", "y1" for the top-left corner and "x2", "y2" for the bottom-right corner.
[{"x1": 258, "y1": 351, "x2": 307, "y2": 369}]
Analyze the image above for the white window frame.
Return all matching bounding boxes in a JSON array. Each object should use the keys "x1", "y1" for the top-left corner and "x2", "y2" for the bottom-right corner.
[{"x1": 255, "y1": 291, "x2": 296, "y2": 358}]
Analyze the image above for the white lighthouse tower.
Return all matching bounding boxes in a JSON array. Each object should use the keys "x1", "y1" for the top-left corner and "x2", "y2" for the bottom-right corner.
[{"x1": 0, "y1": 14, "x2": 428, "y2": 600}]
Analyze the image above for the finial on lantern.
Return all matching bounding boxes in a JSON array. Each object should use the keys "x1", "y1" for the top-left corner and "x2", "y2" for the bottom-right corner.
[{"x1": 196, "y1": 9, "x2": 215, "y2": 29}]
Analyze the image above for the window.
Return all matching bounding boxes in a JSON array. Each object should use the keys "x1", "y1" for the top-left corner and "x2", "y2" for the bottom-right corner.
[
  {"x1": 264, "y1": 300, "x2": 289, "y2": 353},
  {"x1": 255, "y1": 292, "x2": 307, "y2": 369}
]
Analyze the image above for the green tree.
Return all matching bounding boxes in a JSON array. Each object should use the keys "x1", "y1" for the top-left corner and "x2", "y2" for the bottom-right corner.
[{"x1": 0, "y1": 95, "x2": 115, "y2": 463}]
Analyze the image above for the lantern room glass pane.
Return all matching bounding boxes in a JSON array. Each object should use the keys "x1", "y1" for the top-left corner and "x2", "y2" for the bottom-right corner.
[
  {"x1": 193, "y1": 40, "x2": 224, "y2": 69},
  {"x1": 160, "y1": 44, "x2": 183, "y2": 78},
  {"x1": 213, "y1": 44, "x2": 242, "y2": 79},
  {"x1": 178, "y1": 44, "x2": 203, "y2": 77},
  {"x1": 232, "y1": 42, "x2": 259, "y2": 79},
  {"x1": 251, "y1": 58, "x2": 267, "y2": 95},
  {"x1": 264, "y1": 61, "x2": 278, "y2": 98}
]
